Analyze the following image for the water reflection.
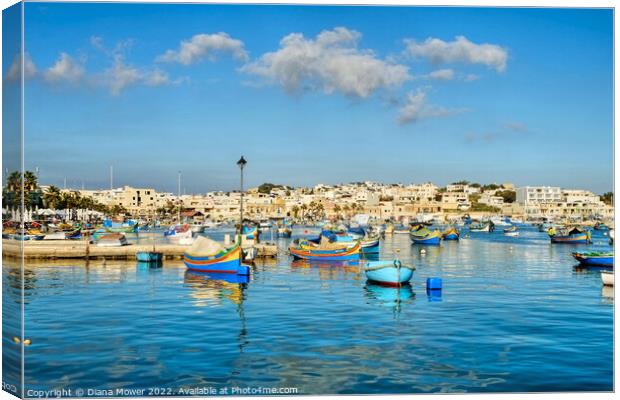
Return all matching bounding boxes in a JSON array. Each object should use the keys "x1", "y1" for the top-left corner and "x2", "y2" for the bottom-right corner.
[
  {"x1": 183, "y1": 270, "x2": 249, "y2": 307},
  {"x1": 364, "y1": 283, "x2": 415, "y2": 315}
]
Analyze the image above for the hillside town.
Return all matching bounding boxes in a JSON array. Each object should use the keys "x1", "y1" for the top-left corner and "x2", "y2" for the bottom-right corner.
[{"x1": 16, "y1": 180, "x2": 612, "y2": 225}]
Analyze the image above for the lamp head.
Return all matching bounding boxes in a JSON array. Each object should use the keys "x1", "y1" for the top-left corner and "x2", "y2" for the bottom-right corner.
[{"x1": 237, "y1": 156, "x2": 247, "y2": 168}]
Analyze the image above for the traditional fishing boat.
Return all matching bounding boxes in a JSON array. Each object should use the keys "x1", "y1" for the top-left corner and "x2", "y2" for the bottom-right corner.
[
  {"x1": 601, "y1": 271, "x2": 613, "y2": 286},
  {"x1": 593, "y1": 222, "x2": 608, "y2": 231},
  {"x1": 65, "y1": 229, "x2": 82, "y2": 240},
  {"x1": 548, "y1": 226, "x2": 591, "y2": 244},
  {"x1": 289, "y1": 239, "x2": 361, "y2": 261},
  {"x1": 441, "y1": 226, "x2": 459, "y2": 240},
  {"x1": 572, "y1": 251, "x2": 614, "y2": 267},
  {"x1": 503, "y1": 225, "x2": 519, "y2": 236},
  {"x1": 410, "y1": 227, "x2": 441, "y2": 245},
  {"x1": 470, "y1": 221, "x2": 494, "y2": 232},
  {"x1": 311, "y1": 229, "x2": 380, "y2": 253},
  {"x1": 183, "y1": 236, "x2": 250, "y2": 274},
  {"x1": 364, "y1": 260, "x2": 415, "y2": 286},
  {"x1": 96, "y1": 233, "x2": 128, "y2": 247}
]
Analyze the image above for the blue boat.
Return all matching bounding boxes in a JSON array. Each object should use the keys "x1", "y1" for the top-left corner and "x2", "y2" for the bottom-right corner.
[
  {"x1": 364, "y1": 260, "x2": 414, "y2": 286},
  {"x1": 410, "y1": 228, "x2": 441, "y2": 245},
  {"x1": 549, "y1": 227, "x2": 591, "y2": 244},
  {"x1": 136, "y1": 251, "x2": 163, "y2": 263},
  {"x1": 441, "y1": 226, "x2": 459, "y2": 241},
  {"x1": 183, "y1": 236, "x2": 250, "y2": 275},
  {"x1": 572, "y1": 251, "x2": 613, "y2": 268}
]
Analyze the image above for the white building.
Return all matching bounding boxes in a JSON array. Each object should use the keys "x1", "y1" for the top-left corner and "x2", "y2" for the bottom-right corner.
[{"x1": 516, "y1": 186, "x2": 562, "y2": 204}]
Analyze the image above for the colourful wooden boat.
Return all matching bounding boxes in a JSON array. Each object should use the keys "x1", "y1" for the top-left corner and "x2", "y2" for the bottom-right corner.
[
  {"x1": 289, "y1": 240, "x2": 361, "y2": 261},
  {"x1": 548, "y1": 227, "x2": 591, "y2": 244},
  {"x1": 572, "y1": 251, "x2": 613, "y2": 268},
  {"x1": 242, "y1": 225, "x2": 257, "y2": 240},
  {"x1": 364, "y1": 260, "x2": 414, "y2": 286},
  {"x1": 441, "y1": 226, "x2": 459, "y2": 240},
  {"x1": 410, "y1": 228, "x2": 441, "y2": 245},
  {"x1": 183, "y1": 237, "x2": 250, "y2": 274},
  {"x1": 312, "y1": 230, "x2": 380, "y2": 253}
]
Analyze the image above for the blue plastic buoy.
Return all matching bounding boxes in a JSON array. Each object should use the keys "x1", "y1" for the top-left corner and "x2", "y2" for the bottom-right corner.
[{"x1": 426, "y1": 277, "x2": 442, "y2": 290}]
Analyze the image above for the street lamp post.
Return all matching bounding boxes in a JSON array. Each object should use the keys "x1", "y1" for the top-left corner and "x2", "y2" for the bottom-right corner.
[{"x1": 237, "y1": 156, "x2": 247, "y2": 243}]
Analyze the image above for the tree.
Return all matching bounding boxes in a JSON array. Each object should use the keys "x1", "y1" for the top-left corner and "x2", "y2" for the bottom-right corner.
[
  {"x1": 497, "y1": 190, "x2": 516, "y2": 203},
  {"x1": 291, "y1": 205, "x2": 300, "y2": 218},
  {"x1": 601, "y1": 192, "x2": 613, "y2": 205},
  {"x1": 482, "y1": 183, "x2": 500, "y2": 192},
  {"x1": 43, "y1": 186, "x2": 62, "y2": 209}
]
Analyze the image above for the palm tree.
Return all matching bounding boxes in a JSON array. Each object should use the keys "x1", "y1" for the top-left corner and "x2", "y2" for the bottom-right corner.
[
  {"x1": 6, "y1": 171, "x2": 21, "y2": 192},
  {"x1": 23, "y1": 171, "x2": 38, "y2": 192},
  {"x1": 291, "y1": 205, "x2": 300, "y2": 218},
  {"x1": 43, "y1": 186, "x2": 62, "y2": 209}
]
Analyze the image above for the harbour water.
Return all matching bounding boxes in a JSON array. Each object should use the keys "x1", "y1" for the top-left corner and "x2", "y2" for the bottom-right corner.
[{"x1": 2, "y1": 226, "x2": 613, "y2": 394}]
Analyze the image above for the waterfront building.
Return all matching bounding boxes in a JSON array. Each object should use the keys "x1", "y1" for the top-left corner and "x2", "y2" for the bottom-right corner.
[{"x1": 516, "y1": 186, "x2": 562, "y2": 204}]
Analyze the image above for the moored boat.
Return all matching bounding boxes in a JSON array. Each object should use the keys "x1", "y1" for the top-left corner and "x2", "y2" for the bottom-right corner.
[
  {"x1": 183, "y1": 236, "x2": 250, "y2": 275},
  {"x1": 601, "y1": 271, "x2": 614, "y2": 286},
  {"x1": 364, "y1": 260, "x2": 414, "y2": 286},
  {"x1": 165, "y1": 224, "x2": 193, "y2": 245},
  {"x1": 96, "y1": 233, "x2": 128, "y2": 247},
  {"x1": 572, "y1": 251, "x2": 614, "y2": 267},
  {"x1": 289, "y1": 239, "x2": 361, "y2": 261},
  {"x1": 548, "y1": 226, "x2": 591, "y2": 244},
  {"x1": 441, "y1": 226, "x2": 459, "y2": 241},
  {"x1": 470, "y1": 221, "x2": 494, "y2": 232},
  {"x1": 410, "y1": 227, "x2": 441, "y2": 245},
  {"x1": 503, "y1": 225, "x2": 519, "y2": 236}
]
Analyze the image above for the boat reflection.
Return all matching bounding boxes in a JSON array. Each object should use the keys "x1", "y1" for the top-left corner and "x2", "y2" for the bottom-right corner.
[
  {"x1": 290, "y1": 259, "x2": 361, "y2": 281},
  {"x1": 601, "y1": 285, "x2": 614, "y2": 302},
  {"x1": 183, "y1": 270, "x2": 249, "y2": 307},
  {"x1": 364, "y1": 283, "x2": 415, "y2": 315}
]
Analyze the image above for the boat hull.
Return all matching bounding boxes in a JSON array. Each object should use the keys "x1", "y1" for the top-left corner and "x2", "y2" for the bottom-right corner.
[
  {"x1": 550, "y1": 234, "x2": 590, "y2": 244},
  {"x1": 184, "y1": 245, "x2": 249, "y2": 274},
  {"x1": 601, "y1": 271, "x2": 614, "y2": 286},
  {"x1": 442, "y1": 233, "x2": 459, "y2": 241},
  {"x1": 289, "y1": 242, "x2": 361, "y2": 261},
  {"x1": 364, "y1": 262, "x2": 413, "y2": 286},
  {"x1": 573, "y1": 253, "x2": 614, "y2": 267},
  {"x1": 410, "y1": 231, "x2": 441, "y2": 245}
]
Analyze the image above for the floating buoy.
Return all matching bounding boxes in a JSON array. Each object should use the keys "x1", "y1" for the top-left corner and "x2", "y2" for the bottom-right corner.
[
  {"x1": 426, "y1": 277, "x2": 442, "y2": 290},
  {"x1": 12, "y1": 337, "x2": 20, "y2": 344},
  {"x1": 420, "y1": 249, "x2": 426, "y2": 254},
  {"x1": 23, "y1": 339, "x2": 31, "y2": 346}
]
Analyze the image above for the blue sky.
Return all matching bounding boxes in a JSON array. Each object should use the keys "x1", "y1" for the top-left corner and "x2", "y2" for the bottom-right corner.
[{"x1": 9, "y1": 3, "x2": 613, "y2": 193}]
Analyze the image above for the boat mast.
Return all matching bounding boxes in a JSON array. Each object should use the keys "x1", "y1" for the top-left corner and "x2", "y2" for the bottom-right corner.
[
  {"x1": 237, "y1": 156, "x2": 247, "y2": 244},
  {"x1": 177, "y1": 171, "x2": 182, "y2": 223}
]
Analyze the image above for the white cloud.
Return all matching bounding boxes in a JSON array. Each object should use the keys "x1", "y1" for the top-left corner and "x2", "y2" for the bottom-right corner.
[
  {"x1": 143, "y1": 69, "x2": 170, "y2": 86},
  {"x1": 158, "y1": 33, "x2": 248, "y2": 65},
  {"x1": 103, "y1": 57, "x2": 174, "y2": 94},
  {"x1": 463, "y1": 73, "x2": 480, "y2": 82},
  {"x1": 398, "y1": 88, "x2": 464, "y2": 124},
  {"x1": 44, "y1": 53, "x2": 85, "y2": 83},
  {"x1": 104, "y1": 56, "x2": 142, "y2": 95},
  {"x1": 241, "y1": 27, "x2": 411, "y2": 98},
  {"x1": 5, "y1": 53, "x2": 37, "y2": 81},
  {"x1": 428, "y1": 68, "x2": 454, "y2": 80},
  {"x1": 404, "y1": 35, "x2": 508, "y2": 72}
]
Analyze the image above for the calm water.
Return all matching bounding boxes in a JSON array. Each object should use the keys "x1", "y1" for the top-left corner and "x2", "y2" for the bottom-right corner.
[{"x1": 2, "y1": 226, "x2": 614, "y2": 395}]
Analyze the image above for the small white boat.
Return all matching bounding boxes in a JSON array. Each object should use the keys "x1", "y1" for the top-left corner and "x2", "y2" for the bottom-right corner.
[
  {"x1": 43, "y1": 231, "x2": 68, "y2": 240},
  {"x1": 190, "y1": 224, "x2": 205, "y2": 234},
  {"x1": 96, "y1": 233, "x2": 128, "y2": 247},
  {"x1": 601, "y1": 271, "x2": 614, "y2": 286},
  {"x1": 504, "y1": 231, "x2": 519, "y2": 237}
]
